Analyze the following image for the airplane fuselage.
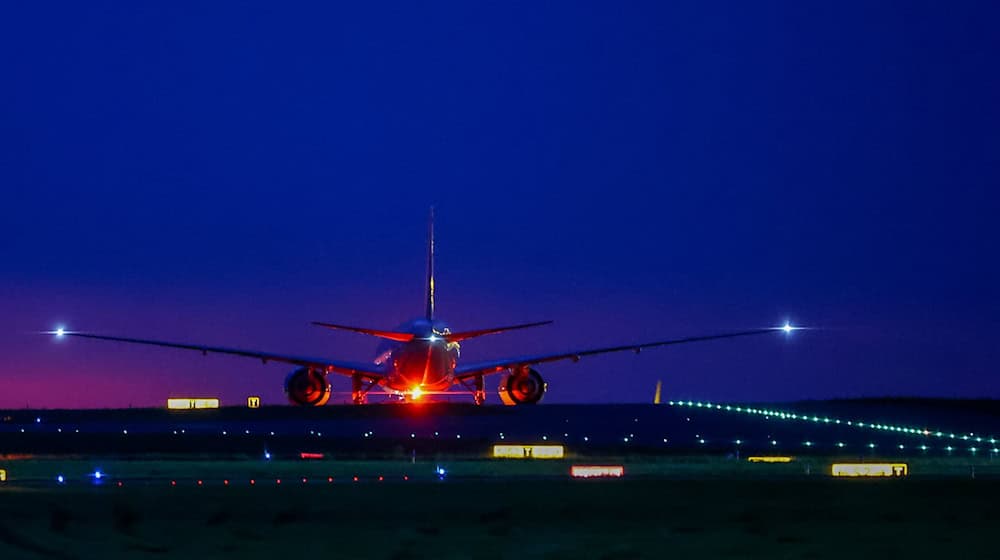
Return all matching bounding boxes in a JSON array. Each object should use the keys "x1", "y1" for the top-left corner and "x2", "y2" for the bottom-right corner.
[{"x1": 375, "y1": 319, "x2": 459, "y2": 393}]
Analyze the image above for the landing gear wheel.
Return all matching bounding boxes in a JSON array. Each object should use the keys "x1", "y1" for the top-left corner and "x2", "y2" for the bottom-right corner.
[
  {"x1": 474, "y1": 375, "x2": 485, "y2": 405},
  {"x1": 351, "y1": 374, "x2": 368, "y2": 405}
]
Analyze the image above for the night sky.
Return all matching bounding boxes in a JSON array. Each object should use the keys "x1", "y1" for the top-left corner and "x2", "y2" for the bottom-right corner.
[{"x1": 2, "y1": 2, "x2": 997, "y2": 408}]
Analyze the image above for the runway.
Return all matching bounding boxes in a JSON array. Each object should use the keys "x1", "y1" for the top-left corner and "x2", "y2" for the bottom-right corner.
[{"x1": 2, "y1": 399, "x2": 998, "y2": 457}]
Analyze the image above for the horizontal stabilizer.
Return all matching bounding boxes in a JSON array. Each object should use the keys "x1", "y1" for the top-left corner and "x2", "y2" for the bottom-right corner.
[
  {"x1": 311, "y1": 322, "x2": 415, "y2": 342},
  {"x1": 445, "y1": 321, "x2": 553, "y2": 342}
]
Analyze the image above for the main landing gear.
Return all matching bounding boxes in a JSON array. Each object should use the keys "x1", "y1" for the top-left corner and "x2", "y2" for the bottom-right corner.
[
  {"x1": 352, "y1": 374, "x2": 375, "y2": 405},
  {"x1": 474, "y1": 375, "x2": 486, "y2": 405},
  {"x1": 460, "y1": 375, "x2": 487, "y2": 405}
]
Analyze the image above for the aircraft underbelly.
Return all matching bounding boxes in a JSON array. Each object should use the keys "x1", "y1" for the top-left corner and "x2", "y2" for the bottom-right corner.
[{"x1": 385, "y1": 341, "x2": 455, "y2": 391}]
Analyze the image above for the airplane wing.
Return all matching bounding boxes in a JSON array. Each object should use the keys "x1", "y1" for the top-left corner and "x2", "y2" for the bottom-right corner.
[
  {"x1": 454, "y1": 327, "x2": 787, "y2": 380},
  {"x1": 61, "y1": 332, "x2": 386, "y2": 380}
]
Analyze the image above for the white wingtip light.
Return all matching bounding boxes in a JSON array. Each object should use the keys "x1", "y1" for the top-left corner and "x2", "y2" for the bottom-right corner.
[
  {"x1": 782, "y1": 323, "x2": 793, "y2": 333},
  {"x1": 55, "y1": 327, "x2": 66, "y2": 337}
]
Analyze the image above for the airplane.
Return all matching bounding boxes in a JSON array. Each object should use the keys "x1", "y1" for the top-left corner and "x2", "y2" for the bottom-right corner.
[{"x1": 49, "y1": 209, "x2": 802, "y2": 406}]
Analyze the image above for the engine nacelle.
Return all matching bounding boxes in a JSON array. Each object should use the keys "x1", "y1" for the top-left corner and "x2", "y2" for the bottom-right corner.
[
  {"x1": 284, "y1": 368, "x2": 331, "y2": 407},
  {"x1": 497, "y1": 367, "x2": 546, "y2": 405}
]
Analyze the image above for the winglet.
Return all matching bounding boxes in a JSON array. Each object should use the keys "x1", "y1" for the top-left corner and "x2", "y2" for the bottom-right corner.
[{"x1": 425, "y1": 206, "x2": 435, "y2": 321}]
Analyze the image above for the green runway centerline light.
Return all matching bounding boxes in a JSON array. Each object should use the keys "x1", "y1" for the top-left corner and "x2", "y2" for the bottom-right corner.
[{"x1": 667, "y1": 400, "x2": 998, "y2": 453}]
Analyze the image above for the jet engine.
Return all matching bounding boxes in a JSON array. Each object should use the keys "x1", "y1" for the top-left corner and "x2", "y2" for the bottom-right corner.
[
  {"x1": 497, "y1": 367, "x2": 546, "y2": 405},
  {"x1": 284, "y1": 368, "x2": 331, "y2": 407}
]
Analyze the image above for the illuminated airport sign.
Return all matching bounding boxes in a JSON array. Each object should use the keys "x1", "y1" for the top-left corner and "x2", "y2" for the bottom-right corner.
[
  {"x1": 831, "y1": 463, "x2": 908, "y2": 477},
  {"x1": 747, "y1": 456, "x2": 793, "y2": 463},
  {"x1": 166, "y1": 398, "x2": 220, "y2": 410},
  {"x1": 492, "y1": 444, "x2": 565, "y2": 459},
  {"x1": 0, "y1": 469, "x2": 6, "y2": 482},
  {"x1": 247, "y1": 396, "x2": 261, "y2": 408},
  {"x1": 570, "y1": 465, "x2": 624, "y2": 478}
]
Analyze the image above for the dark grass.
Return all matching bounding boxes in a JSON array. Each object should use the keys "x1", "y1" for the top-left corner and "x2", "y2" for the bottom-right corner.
[
  {"x1": 1, "y1": 477, "x2": 998, "y2": 559},
  {"x1": 3, "y1": 455, "x2": 999, "y2": 482}
]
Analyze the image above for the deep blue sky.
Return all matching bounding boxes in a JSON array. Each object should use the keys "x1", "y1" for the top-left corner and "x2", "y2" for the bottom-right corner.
[{"x1": 2, "y1": 2, "x2": 997, "y2": 407}]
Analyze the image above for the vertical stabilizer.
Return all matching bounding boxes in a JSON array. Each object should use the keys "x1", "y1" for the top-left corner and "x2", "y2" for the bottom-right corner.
[{"x1": 425, "y1": 207, "x2": 435, "y2": 320}]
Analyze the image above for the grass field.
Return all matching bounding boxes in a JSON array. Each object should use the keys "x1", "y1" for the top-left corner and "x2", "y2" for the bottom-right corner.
[
  {"x1": 2, "y1": 454, "x2": 998, "y2": 481},
  {"x1": 1, "y1": 457, "x2": 998, "y2": 559},
  {"x1": 2, "y1": 479, "x2": 998, "y2": 559}
]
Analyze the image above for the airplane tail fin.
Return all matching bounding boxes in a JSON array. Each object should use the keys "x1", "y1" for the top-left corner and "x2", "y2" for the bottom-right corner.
[
  {"x1": 444, "y1": 321, "x2": 553, "y2": 342},
  {"x1": 425, "y1": 206, "x2": 435, "y2": 321}
]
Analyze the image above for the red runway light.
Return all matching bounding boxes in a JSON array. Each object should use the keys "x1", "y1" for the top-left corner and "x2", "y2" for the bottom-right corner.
[
  {"x1": 224, "y1": 479, "x2": 230, "y2": 486},
  {"x1": 404, "y1": 475, "x2": 409, "y2": 481},
  {"x1": 327, "y1": 476, "x2": 334, "y2": 483},
  {"x1": 276, "y1": 479, "x2": 281, "y2": 485},
  {"x1": 197, "y1": 480, "x2": 203, "y2": 486},
  {"x1": 117, "y1": 481, "x2": 123, "y2": 487},
  {"x1": 353, "y1": 476, "x2": 358, "y2": 482},
  {"x1": 300, "y1": 452, "x2": 325, "y2": 460},
  {"x1": 250, "y1": 479, "x2": 256, "y2": 485},
  {"x1": 302, "y1": 478, "x2": 308, "y2": 484},
  {"x1": 378, "y1": 475, "x2": 384, "y2": 481},
  {"x1": 170, "y1": 480, "x2": 176, "y2": 486}
]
